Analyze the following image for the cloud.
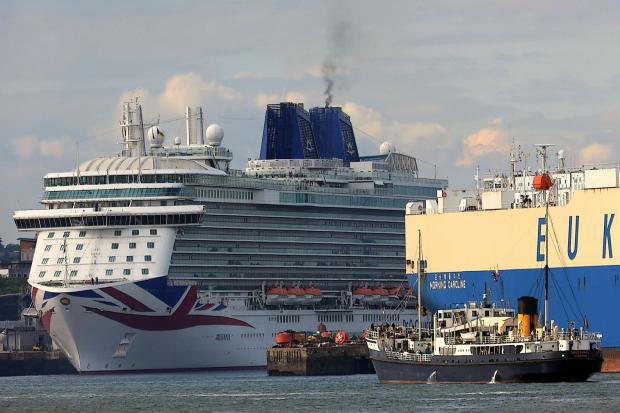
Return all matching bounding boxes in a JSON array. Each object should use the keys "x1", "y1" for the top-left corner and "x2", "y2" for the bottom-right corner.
[
  {"x1": 456, "y1": 118, "x2": 510, "y2": 166},
  {"x1": 11, "y1": 135, "x2": 69, "y2": 159},
  {"x1": 118, "y1": 72, "x2": 241, "y2": 121},
  {"x1": 159, "y1": 73, "x2": 240, "y2": 112},
  {"x1": 11, "y1": 135, "x2": 38, "y2": 158},
  {"x1": 579, "y1": 142, "x2": 613, "y2": 165},
  {"x1": 253, "y1": 91, "x2": 308, "y2": 108},
  {"x1": 341, "y1": 102, "x2": 450, "y2": 153}
]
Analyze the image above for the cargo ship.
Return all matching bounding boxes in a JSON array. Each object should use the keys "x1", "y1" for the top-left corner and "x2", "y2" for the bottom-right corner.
[
  {"x1": 405, "y1": 144, "x2": 620, "y2": 348},
  {"x1": 14, "y1": 100, "x2": 446, "y2": 373}
]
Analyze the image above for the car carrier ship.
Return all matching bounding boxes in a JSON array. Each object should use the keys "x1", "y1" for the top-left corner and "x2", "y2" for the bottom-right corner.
[
  {"x1": 14, "y1": 100, "x2": 447, "y2": 373},
  {"x1": 405, "y1": 143, "x2": 620, "y2": 349}
]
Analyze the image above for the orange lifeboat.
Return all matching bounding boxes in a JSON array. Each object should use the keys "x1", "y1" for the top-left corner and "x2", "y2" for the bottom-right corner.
[
  {"x1": 266, "y1": 287, "x2": 289, "y2": 305},
  {"x1": 287, "y1": 287, "x2": 305, "y2": 296},
  {"x1": 352, "y1": 287, "x2": 373, "y2": 295},
  {"x1": 303, "y1": 287, "x2": 322, "y2": 305},
  {"x1": 372, "y1": 288, "x2": 389, "y2": 296},
  {"x1": 533, "y1": 173, "x2": 553, "y2": 191},
  {"x1": 304, "y1": 287, "x2": 321, "y2": 296},
  {"x1": 320, "y1": 331, "x2": 332, "y2": 339},
  {"x1": 276, "y1": 331, "x2": 292, "y2": 345},
  {"x1": 335, "y1": 330, "x2": 349, "y2": 345}
]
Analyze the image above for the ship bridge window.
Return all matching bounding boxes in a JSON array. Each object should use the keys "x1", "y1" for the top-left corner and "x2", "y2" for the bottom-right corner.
[{"x1": 485, "y1": 310, "x2": 490, "y2": 317}]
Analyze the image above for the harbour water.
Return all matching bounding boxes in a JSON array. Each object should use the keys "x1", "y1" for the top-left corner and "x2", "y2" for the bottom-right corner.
[{"x1": 0, "y1": 371, "x2": 618, "y2": 413}]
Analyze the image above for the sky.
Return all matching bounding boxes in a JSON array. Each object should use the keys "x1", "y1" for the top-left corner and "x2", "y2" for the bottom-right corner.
[{"x1": 1, "y1": 0, "x2": 620, "y2": 242}]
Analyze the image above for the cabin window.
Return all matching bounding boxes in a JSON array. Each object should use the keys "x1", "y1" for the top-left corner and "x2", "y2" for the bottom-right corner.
[
  {"x1": 63, "y1": 231, "x2": 70, "y2": 238},
  {"x1": 123, "y1": 269, "x2": 131, "y2": 275},
  {"x1": 150, "y1": 229, "x2": 157, "y2": 235},
  {"x1": 47, "y1": 232, "x2": 55, "y2": 238},
  {"x1": 54, "y1": 271, "x2": 62, "y2": 277},
  {"x1": 126, "y1": 256, "x2": 133, "y2": 262},
  {"x1": 132, "y1": 230, "x2": 139, "y2": 236},
  {"x1": 111, "y1": 243, "x2": 119, "y2": 250},
  {"x1": 42, "y1": 258, "x2": 49, "y2": 264},
  {"x1": 38, "y1": 271, "x2": 46, "y2": 278},
  {"x1": 69, "y1": 270, "x2": 78, "y2": 277},
  {"x1": 73, "y1": 257, "x2": 81, "y2": 264},
  {"x1": 105, "y1": 269, "x2": 113, "y2": 276},
  {"x1": 114, "y1": 230, "x2": 122, "y2": 236},
  {"x1": 141, "y1": 268, "x2": 149, "y2": 275},
  {"x1": 76, "y1": 244, "x2": 84, "y2": 251},
  {"x1": 147, "y1": 242, "x2": 155, "y2": 249},
  {"x1": 144, "y1": 255, "x2": 152, "y2": 262},
  {"x1": 79, "y1": 231, "x2": 86, "y2": 237},
  {"x1": 108, "y1": 256, "x2": 116, "y2": 263},
  {"x1": 129, "y1": 242, "x2": 136, "y2": 249},
  {"x1": 485, "y1": 310, "x2": 490, "y2": 317},
  {"x1": 44, "y1": 245, "x2": 52, "y2": 251}
]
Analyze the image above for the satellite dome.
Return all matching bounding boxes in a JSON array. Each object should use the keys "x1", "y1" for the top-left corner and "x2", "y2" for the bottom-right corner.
[
  {"x1": 206, "y1": 123, "x2": 224, "y2": 147},
  {"x1": 173, "y1": 136, "x2": 182, "y2": 146},
  {"x1": 558, "y1": 149, "x2": 565, "y2": 160},
  {"x1": 147, "y1": 126, "x2": 165, "y2": 148},
  {"x1": 379, "y1": 141, "x2": 395, "y2": 155}
]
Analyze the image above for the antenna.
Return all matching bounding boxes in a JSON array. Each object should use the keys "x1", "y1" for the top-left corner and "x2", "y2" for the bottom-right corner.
[{"x1": 75, "y1": 141, "x2": 80, "y2": 185}]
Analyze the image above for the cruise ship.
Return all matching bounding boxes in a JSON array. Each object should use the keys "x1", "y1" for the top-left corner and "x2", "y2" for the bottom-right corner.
[
  {"x1": 405, "y1": 144, "x2": 620, "y2": 347},
  {"x1": 14, "y1": 100, "x2": 447, "y2": 373}
]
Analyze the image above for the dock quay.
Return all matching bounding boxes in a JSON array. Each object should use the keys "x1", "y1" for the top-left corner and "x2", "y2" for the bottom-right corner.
[
  {"x1": 267, "y1": 342, "x2": 374, "y2": 376},
  {"x1": 602, "y1": 347, "x2": 620, "y2": 373},
  {"x1": 0, "y1": 351, "x2": 76, "y2": 376}
]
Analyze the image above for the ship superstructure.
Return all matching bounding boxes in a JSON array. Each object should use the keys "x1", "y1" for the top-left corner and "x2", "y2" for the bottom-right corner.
[{"x1": 15, "y1": 100, "x2": 447, "y2": 373}]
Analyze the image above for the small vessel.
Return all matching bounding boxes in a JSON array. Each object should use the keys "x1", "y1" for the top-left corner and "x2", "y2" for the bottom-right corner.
[
  {"x1": 367, "y1": 185, "x2": 603, "y2": 383},
  {"x1": 366, "y1": 297, "x2": 602, "y2": 383}
]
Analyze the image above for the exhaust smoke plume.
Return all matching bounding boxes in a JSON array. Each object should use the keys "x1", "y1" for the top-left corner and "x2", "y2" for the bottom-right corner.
[{"x1": 322, "y1": 20, "x2": 351, "y2": 107}]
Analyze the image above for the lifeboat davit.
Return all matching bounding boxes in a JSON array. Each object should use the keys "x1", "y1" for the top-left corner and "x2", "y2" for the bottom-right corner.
[{"x1": 533, "y1": 173, "x2": 553, "y2": 191}]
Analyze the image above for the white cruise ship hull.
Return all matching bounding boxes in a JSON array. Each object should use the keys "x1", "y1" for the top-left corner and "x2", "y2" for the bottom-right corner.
[{"x1": 32, "y1": 277, "x2": 413, "y2": 373}]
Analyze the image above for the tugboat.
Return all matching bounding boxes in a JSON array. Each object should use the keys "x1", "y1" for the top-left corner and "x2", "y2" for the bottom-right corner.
[{"x1": 367, "y1": 175, "x2": 603, "y2": 383}]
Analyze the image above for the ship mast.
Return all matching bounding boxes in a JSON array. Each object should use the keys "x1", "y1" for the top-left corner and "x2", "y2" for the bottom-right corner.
[
  {"x1": 535, "y1": 143, "x2": 554, "y2": 333},
  {"x1": 417, "y1": 230, "x2": 422, "y2": 341}
]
